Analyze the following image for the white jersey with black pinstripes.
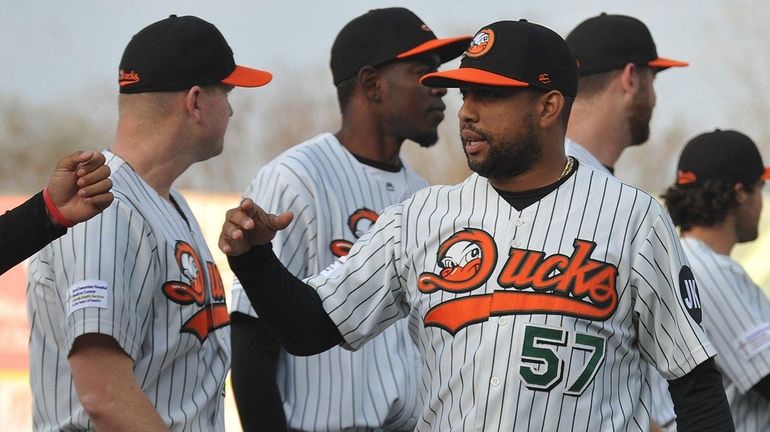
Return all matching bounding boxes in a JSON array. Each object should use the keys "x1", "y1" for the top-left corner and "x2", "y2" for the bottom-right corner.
[
  {"x1": 26, "y1": 151, "x2": 231, "y2": 431},
  {"x1": 230, "y1": 133, "x2": 427, "y2": 431},
  {"x1": 566, "y1": 138, "x2": 679, "y2": 430},
  {"x1": 305, "y1": 162, "x2": 717, "y2": 431},
  {"x1": 650, "y1": 237, "x2": 770, "y2": 431}
]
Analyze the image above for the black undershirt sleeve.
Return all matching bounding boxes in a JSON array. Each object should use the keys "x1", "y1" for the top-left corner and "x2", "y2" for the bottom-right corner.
[
  {"x1": 751, "y1": 374, "x2": 770, "y2": 401},
  {"x1": 668, "y1": 357, "x2": 735, "y2": 431},
  {"x1": 227, "y1": 244, "x2": 343, "y2": 356},
  {"x1": 0, "y1": 191, "x2": 66, "y2": 275}
]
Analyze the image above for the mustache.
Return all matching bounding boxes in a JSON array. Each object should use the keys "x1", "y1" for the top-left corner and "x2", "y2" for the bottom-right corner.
[{"x1": 460, "y1": 125, "x2": 490, "y2": 143}]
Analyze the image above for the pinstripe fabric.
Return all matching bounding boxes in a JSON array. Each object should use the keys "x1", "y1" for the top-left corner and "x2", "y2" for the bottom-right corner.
[
  {"x1": 565, "y1": 138, "x2": 610, "y2": 175},
  {"x1": 566, "y1": 138, "x2": 680, "y2": 431},
  {"x1": 650, "y1": 237, "x2": 770, "y2": 431},
  {"x1": 230, "y1": 133, "x2": 426, "y2": 431},
  {"x1": 27, "y1": 151, "x2": 230, "y2": 431},
  {"x1": 307, "y1": 164, "x2": 716, "y2": 431}
]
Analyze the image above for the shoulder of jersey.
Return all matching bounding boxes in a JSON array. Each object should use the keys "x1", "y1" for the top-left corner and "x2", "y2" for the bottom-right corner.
[{"x1": 258, "y1": 133, "x2": 338, "y2": 178}]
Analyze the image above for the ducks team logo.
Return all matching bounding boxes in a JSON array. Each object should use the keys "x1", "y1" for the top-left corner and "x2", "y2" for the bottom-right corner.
[
  {"x1": 464, "y1": 29, "x2": 494, "y2": 58},
  {"x1": 330, "y1": 208, "x2": 380, "y2": 257},
  {"x1": 162, "y1": 241, "x2": 229, "y2": 342},
  {"x1": 419, "y1": 230, "x2": 619, "y2": 334}
]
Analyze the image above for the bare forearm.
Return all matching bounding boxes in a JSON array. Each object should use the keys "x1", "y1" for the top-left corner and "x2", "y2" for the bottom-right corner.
[{"x1": 70, "y1": 334, "x2": 168, "y2": 431}]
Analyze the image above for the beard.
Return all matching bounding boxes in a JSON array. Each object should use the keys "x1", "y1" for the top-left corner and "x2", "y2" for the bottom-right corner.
[
  {"x1": 628, "y1": 89, "x2": 653, "y2": 146},
  {"x1": 463, "y1": 114, "x2": 542, "y2": 179},
  {"x1": 412, "y1": 130, "x2": 440, "y2": 148}
]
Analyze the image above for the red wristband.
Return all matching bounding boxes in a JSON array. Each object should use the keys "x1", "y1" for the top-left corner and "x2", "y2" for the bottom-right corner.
[{"x1": 43, "y1": 187, "x2": 75, "y2": 228}]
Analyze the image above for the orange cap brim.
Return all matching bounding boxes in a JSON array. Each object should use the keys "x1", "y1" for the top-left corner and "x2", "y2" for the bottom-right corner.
[
  {"x1": 222, "y1": 65, "x2": 273, "y2": 87},
  {"x1": 761, "y1": 167, "x2": 770, "y2": 180},
  {"x1": 397, "y1": 36, "x2": 473, "y2": 59},
  {"x1": 421, "y1": 67, "x2": 529, "y2": 88},
  {"x1": 648, "y1": 57, "x2": 688, "y2": 69}
]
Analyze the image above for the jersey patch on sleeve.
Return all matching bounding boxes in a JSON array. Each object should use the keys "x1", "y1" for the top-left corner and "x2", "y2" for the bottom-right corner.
[
  {"x1": 738, "y1": 323, "x2": 770, "y2": 360},
  {"x1": 67, "y1": 280, "x2": 109, "y2": 316},
  {"x1": 678, "y1": 266, "x2": 702, "y2": 324}
]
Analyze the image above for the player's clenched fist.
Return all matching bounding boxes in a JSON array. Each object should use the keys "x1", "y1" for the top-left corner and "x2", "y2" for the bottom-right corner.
[
  {"x1": 219, "y1": 198, "x2": 294, "y2": 256},
  {"x1": 46, "y1": 151, "x2": 114, "y2": 226}
]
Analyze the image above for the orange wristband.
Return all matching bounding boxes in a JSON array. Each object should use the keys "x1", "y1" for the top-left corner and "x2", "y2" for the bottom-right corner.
[{"x1": 43, "y1": 187, "x2": 75, "y2": 228}]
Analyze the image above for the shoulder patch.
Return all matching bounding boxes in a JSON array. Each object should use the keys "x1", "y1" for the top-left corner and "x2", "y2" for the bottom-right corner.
[
  {"x1": 678, "y1": 266, "x2": 702, "y2": 324},
  {"x1": 67, "y1": 280, "x2": 109, "y2": 316}
]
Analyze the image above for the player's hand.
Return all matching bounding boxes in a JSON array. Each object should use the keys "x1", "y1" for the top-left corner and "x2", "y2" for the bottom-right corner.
[
  {"x1": 219, "y1": 198, "x2": 294, "y2": 256},
  {"x1": 46, "y1": 151, "x2": 114, "y2": 226}
]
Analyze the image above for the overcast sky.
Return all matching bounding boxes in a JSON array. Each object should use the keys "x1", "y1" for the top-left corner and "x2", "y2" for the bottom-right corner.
[
  {"x1": 0, "y1": 1, "x2": 745, "y2": 110},
  {"x1": 1, "y1": 0, "x2": 766, "y2": 181}
]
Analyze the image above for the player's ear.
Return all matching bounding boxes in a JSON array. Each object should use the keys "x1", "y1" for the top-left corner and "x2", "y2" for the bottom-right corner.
[
  {"x1": 535, "y1": 90, "x2": 565, "y2": 129},
  {"x1": 735, "y1": 182, "x2": 750, "y2": 205},
  {"x1": 357, "y1": 66, "x2": 381, "y2": 102},
  {"x1": 185, "y1": 86, "x2": 203, "y2": 122}
]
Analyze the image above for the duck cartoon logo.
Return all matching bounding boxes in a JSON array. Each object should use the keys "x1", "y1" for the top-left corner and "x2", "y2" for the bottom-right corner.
[
  {"x1": 330, "y1": 208, "x2": 379, "y2": 257},
  {"x1": 162, "y1": 241, "x2": 229, "y2": 343},
  {"x1": 419, "y1": 232, "x2": 619, "y2": 334},
  {"x1": 418, "y1": 228, "x2": 497, "y2": 295},
  {"x1": 464, "y1": 29, "x2": 494, "y2": 58}
]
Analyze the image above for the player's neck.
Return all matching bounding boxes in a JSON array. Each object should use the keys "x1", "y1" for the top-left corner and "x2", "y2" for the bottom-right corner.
[
  {"x1": 335, "y1": 124, "x2": 403, "y2": 167},
  {"x1": 113, "y1": 122, "x2": 194, "y2": 200},
  {"x1": 682, "y1": 223, "x2": 737, "y2": 256},
  {"x1": 567, "y1": 100, "x2": 629, "y2": 170},
  {"x1": 488, "y1": 154, "x2": 572, "y2": 193}
]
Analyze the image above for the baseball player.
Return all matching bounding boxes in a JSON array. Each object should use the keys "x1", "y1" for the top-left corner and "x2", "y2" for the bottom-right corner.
[
  {"x1": 26, "y1": 15, "x2": 271, "y2": 431},
  {"x1": 563, "y1": 14, "x2": 689, "y2": 430},
  {"x1": 564, "y1": 13, "x2": 687, "y2": 174},
  {"x1": 221, "y1": 20, "x2": 734, "y2": 431},
  {"x1": 1, "y1": 151, "x2": 112, "y2": 275},
  {"x1": 228, "y1": 8, "x2": 471, "y2": 431},
  {"x1": 650, "y1": 129, "x2": 770, "y2": 431}
]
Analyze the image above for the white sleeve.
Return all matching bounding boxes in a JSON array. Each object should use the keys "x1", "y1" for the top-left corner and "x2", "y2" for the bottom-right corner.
[
  {"x1": 242, "y1": 164, "x2": 316, "y2": 278},
  {"x1": 696, "y1": 262, "x2": 770, "y2": 393},
  {"x1": 59, "y1": 199, "x2": 159, "y2": 360},
  {"x1": 230, "y1": 164, "x2": 316, "y2": 316},
  {"x1": 306, "y1": 205, "x2": 409, "y2": 350},
  {"x1": 632, "y1": 213, "x2": 716, "y2": 379}
]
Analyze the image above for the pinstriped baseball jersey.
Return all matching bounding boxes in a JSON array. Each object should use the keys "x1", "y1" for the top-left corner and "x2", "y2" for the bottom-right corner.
[
  {"x1": 565, "y1": 138, "x2": 610, "y2": 175},
  {"x1": 230, "y1": 133, "x2": 427, "y2": 431},
  {"x1": 306, "y1": 162, "x2": 716, "y2": 431},
  {"x1": 26, "y1": 151, "x2": 230, "y2": 431},
  {"x1": 567, "y1": 137, "x2": 679, "y2": 429},
  {"x1": 651, "y1": 237, "x2": 770, "y2": 431}
]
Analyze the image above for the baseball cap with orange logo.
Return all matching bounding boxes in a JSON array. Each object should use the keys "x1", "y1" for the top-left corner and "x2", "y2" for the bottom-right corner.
[
  {"x1": 676, "y1": 129, "x2": 770, "y2": 187},
  {"x1": 420, "y1": 20, "x2": 578, "y2": 97},
  {"x1": 330, "y1": 8, "x2": 472, "y2": 85},
  {"x1": 119, "y1": 15, "x2": 272, "y2": 94},
  {"x1": 566, "y1": 13, "x2": 688, "y2": 77}
]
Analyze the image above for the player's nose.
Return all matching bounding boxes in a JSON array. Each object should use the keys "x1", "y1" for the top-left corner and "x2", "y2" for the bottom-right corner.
[
  {"x1": 430, "y1": 86, "x2": 448, "y2": 97},
  {"x1": 458, "y1": 96, "x2": 478, "y2": 123}
]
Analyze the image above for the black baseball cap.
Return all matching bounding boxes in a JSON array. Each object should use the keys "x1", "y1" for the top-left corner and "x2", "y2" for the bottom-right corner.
[
  {"x1": 420, "y1": 20, "x2": 578, "y2": 97},
  {"x1": 567, "y1": 13, "x2": 687, "y2": 77},
  {"x1": 676, "y1": 129, "x2": 770, "y2": 186},
  {"x1": 119, "y1": 15, "x2": 272, "y2": 94},
  {"x1": 330, "y1": 8, "x2": 472, "y2": 85}
]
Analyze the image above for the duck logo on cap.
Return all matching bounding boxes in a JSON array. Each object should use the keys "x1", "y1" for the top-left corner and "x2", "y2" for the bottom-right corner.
[{"x1": 465, "y1": 29, "x2": 494, "y2": 58}]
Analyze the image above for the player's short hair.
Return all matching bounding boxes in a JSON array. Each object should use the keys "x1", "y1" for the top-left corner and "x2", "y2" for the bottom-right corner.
[
  {"x1": 662, "y1": 179, "x2": 758, "y2": 231},
  {"x1": 576, "y1": 66, "x2": 652, "y2": 99},
  {"x1": 335, "y1": 74, "x2": 357, "y2": 113},
  {"x1": 560, "y1": 95, "x2": 575, "y2": 129},
  {"x1": 576, "y1": 69, "x2": 619, "y2": 98}
]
